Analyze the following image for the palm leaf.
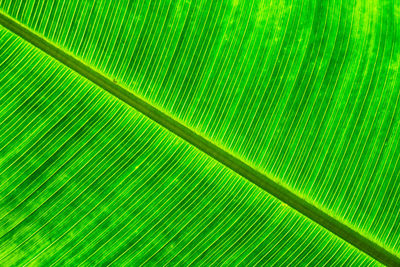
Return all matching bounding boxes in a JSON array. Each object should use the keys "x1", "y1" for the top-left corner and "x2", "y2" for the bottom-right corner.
[{"x1": 0, "y1": 0, "x2": 399, "y2": 265}]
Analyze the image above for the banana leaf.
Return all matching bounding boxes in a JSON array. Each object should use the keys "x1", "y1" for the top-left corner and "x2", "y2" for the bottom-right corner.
[{"x1": 0, "y1": 0, "x2": 399, "y2": 265}]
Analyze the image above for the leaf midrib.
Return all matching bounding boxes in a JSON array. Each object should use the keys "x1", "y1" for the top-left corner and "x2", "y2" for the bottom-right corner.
[{"x1": 0, "y1": 11, "x2": 398, "y2": 267}]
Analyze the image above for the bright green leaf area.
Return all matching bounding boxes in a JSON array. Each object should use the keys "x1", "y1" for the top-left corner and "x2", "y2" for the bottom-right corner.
[
  {"x1": 1, "y1": 0, "x2": 398, "y2": 256},
  {"x1": 0, "y1": 28, "x2": 376, "y2": 265}
]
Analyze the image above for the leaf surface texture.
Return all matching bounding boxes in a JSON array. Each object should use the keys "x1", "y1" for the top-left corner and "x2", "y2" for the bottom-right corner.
[{"x1": 0, "y1": 0, "x2": 399, "y2": 265}]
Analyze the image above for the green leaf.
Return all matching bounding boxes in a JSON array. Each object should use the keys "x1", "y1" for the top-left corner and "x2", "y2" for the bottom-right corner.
[
  {"x1": 0, "y1": 0, "x2": 399, "y2": 265},
  {"x1": 0, "y1": 26, "x2": 374, "y2": 266}
]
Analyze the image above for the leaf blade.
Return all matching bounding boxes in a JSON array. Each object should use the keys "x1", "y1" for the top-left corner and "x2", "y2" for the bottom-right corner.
[{"x1": 0, "y1": 26, "x2": 381, "y2": 266}]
